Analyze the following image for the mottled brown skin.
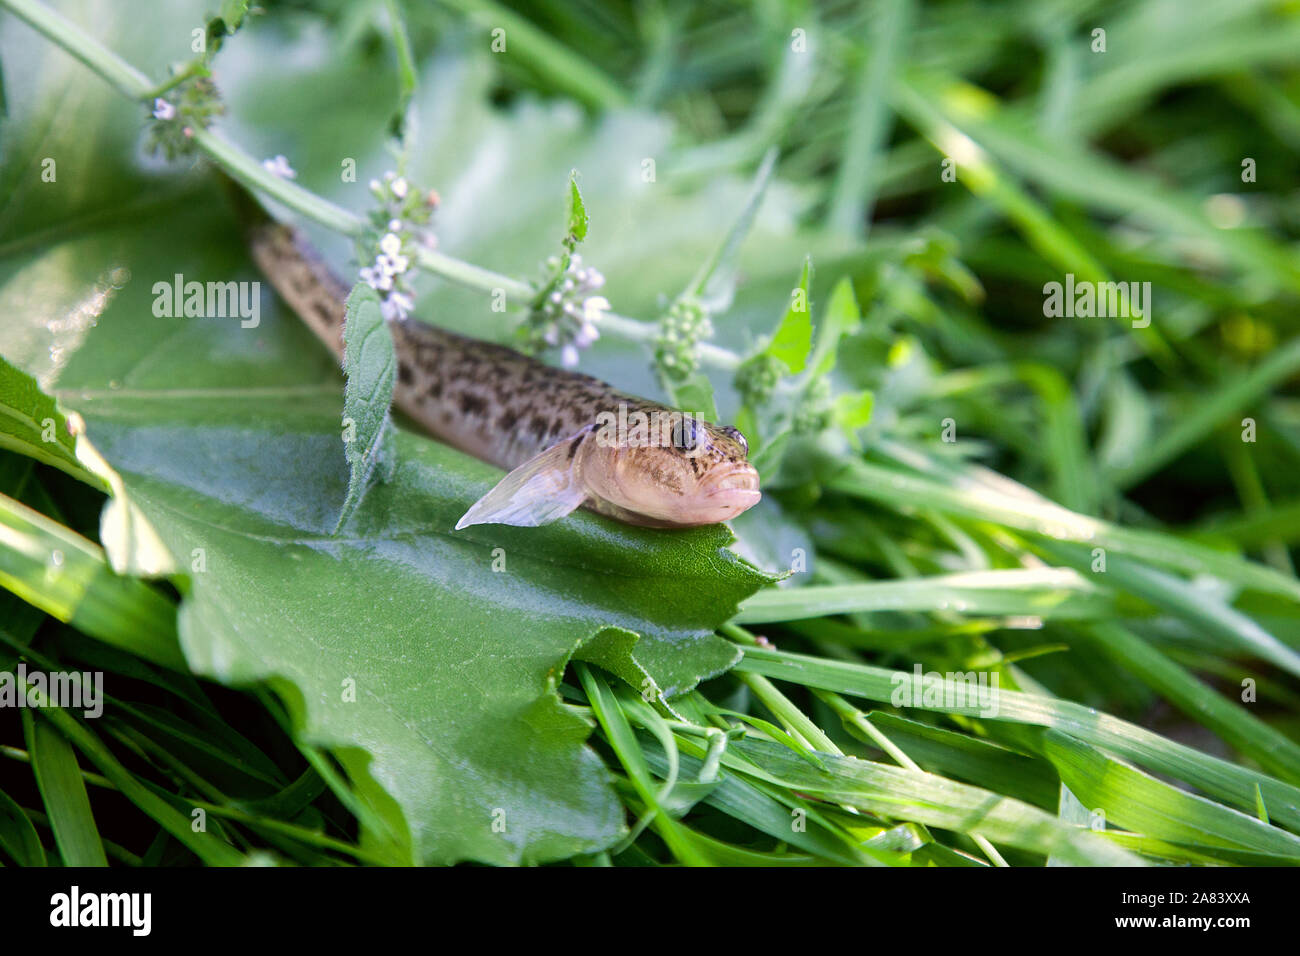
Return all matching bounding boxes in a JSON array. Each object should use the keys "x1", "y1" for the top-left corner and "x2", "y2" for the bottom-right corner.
[{"x1": 250, "y1": 224, "x2": 760, "y2": 528}]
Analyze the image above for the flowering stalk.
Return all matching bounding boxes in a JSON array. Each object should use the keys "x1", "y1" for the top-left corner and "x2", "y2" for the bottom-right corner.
[
  {"x1": 523, "y1": 252, "x2": 609, "y2": 367},
  {"x1": 356, "y1": 173, "x2": 440, "y2": 320},
  {"x1": 654, "y1": 297, "x2": 715, "y2": 382}
]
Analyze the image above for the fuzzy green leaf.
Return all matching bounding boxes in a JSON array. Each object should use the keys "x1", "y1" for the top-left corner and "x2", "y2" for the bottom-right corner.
[{"x1": 337, "y1": 282, "x2": 396, "y2": 533}]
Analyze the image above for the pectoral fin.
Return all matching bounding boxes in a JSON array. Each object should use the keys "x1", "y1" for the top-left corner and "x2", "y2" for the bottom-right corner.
[{"x1": 455, "y1": 430, "x2": 590, "y2": 530}]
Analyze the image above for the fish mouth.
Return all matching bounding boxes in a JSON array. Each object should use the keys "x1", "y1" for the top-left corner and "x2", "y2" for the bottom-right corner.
[{"x1": 702, "y1": 463, "x2": 761, "y2": 500}]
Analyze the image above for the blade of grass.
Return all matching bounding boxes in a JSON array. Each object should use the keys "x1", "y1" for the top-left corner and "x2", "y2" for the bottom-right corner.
[
  {"x1": 0, "y1": 492, "x2": 184, "y2": 670},
  {"x1": 734, "y1": 644, "x2": 1300, "y2": 834},
  {"x1": 735, "y1": 568, "x2": 1113, "y2": 624},
  {"x1": 576, "y1": 663, "x2": 706, "y2": 866},
  {"x1": 726, "y1": 737, "x2": 1141, "y2": 865},
  {"x1": 827, "y1": 0, "x2": 913, "y2": 238},
  {"x1": 1075, "y1": 621, "x2": 1300, "y2": 784},
  {"x1": 21, "y1": 708, "x2": 107, "y2": 866},
  {"x1": 0, "y1": 783, "x2": 46, "y2": 866},
  {"x1": 1110, "y1": 338, "x2": 1300, "y2": 488},
  {"x1": 827, "y1": 451, "x2": 1300, "y2": 602},
  {"x1": 26, "y1": 702, "x2": 245, "y2": 866},
  {"x1": 1043, "y1": 731, "x2": 1300, "y2": 858}
]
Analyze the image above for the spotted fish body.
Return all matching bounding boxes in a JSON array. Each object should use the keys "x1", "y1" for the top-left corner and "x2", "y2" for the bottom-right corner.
[{"x1": 250, "y1": 224, "x2": 761, "y2": 529}]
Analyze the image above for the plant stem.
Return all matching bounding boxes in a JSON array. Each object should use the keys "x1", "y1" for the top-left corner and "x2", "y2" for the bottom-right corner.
[
  {"x1": 144, "y1": 59, "x2": 207, "y2": 99},
  {"x1": 191, "y1": 128, "x2": 366, "y2": 237},
  {"x1": 2, "y1": 0, "x2": 152, "y2": 98},
  {"x1": 414, "y1": 247, "x2": 532, "y2": 300}
]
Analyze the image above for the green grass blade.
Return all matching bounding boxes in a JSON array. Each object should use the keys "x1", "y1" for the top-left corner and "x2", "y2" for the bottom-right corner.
[
  {"x1": 1078, "y1": 621, "x2": 1300, "y2": 784},
  {"x1": 0, "y1": 492, "x2": 184, "y2": 670},
  {"x1": 1109, "y1": 338, "x2": 1300, "y2": 489},
  {"x1": 0, "y1": 784, "x2": 46, "y2": 866},
  {"x1": 28, "y1": 704, "x2": 245, "y2": 866},
  {"x1": 736, "y1": 568, "x2": 1112, "y2": 624},
  {"x1": 21, "y1": 709, "x2": 107, "y2": 866},
  {"x1": 1043, "y1": 731, "x2": 1300, "y2": 859},
  {"x1": 734, "y1": 644, "x2": 1300, "y2": 834},
  {"x1": 726, "y1": 738, "x2": 1141, "y2": 865},
  {"x1": 828, "y1": 453, "x2": 1300, "y2": 602}
]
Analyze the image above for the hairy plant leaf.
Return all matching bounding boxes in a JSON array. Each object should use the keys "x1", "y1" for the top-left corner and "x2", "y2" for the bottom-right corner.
[{"x1": 337, "y1": 282, "x2": 396, "y2": 533}]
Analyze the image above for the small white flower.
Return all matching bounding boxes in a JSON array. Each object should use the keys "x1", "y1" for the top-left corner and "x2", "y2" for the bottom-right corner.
[
  {"x1": 381, "y1": 292, "x2": 414, "y2": 322},
  {"x1": 369, "y1": 178, "x2": 381, "y2": 191},
  {"x1": 262, "y1": 155, "x2": 297, "y2": 179},
  {"x1": 380, "y1": 233, "x2": 403, "y2": 257},
  {"x1": 544, "y1": 327, "x2": 559, "y2": 346},
  {"x1": 583, "y1": 295, "x2": 610, "y2": 325},
  {"x1": 391, "y1": 177, "x2": 408, "y2": 199},
  {"x1": 360, "y1": 266, "x2": 376, "y2": 287},
  {"x1": 561, "y1": 344, "x2": 580, "y2": 367},
  {"x1": 388, "y1": 219, "x2": 402, "y2": 231},
  {"x1": 153, "y1": 98, "x2": 176, "y2": 120},
  {"x1": 376, "y1": 251, "x2": 409, "y2": 277},
  {"x1": 375, "y1": 272, "x2": 393, "y2": 292},
  {"x1": 575, "y1": 322, "x2": 599, "y2": 347}
]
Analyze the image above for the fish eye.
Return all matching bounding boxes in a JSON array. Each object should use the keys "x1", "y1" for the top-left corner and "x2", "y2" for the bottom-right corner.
[
  {"x1": 720, "y1": 425, "x2": 748, "y2": 455},
  {"x1": 671, "y1": 415, "x2": 699, "y2": 451}
]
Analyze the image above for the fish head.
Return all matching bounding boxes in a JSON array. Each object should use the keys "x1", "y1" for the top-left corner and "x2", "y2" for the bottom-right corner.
[{"x1": 581, "y1": 412, "x2": 760, "y2": 527}]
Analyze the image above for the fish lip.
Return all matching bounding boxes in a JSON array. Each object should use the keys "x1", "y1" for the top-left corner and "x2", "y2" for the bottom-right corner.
[
  {"x1": 701, "y1": 464, "x2": 761, "y2": 499},
  {"x1": 707, "y1": 488, "x2": 762, "y2": 507}
]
